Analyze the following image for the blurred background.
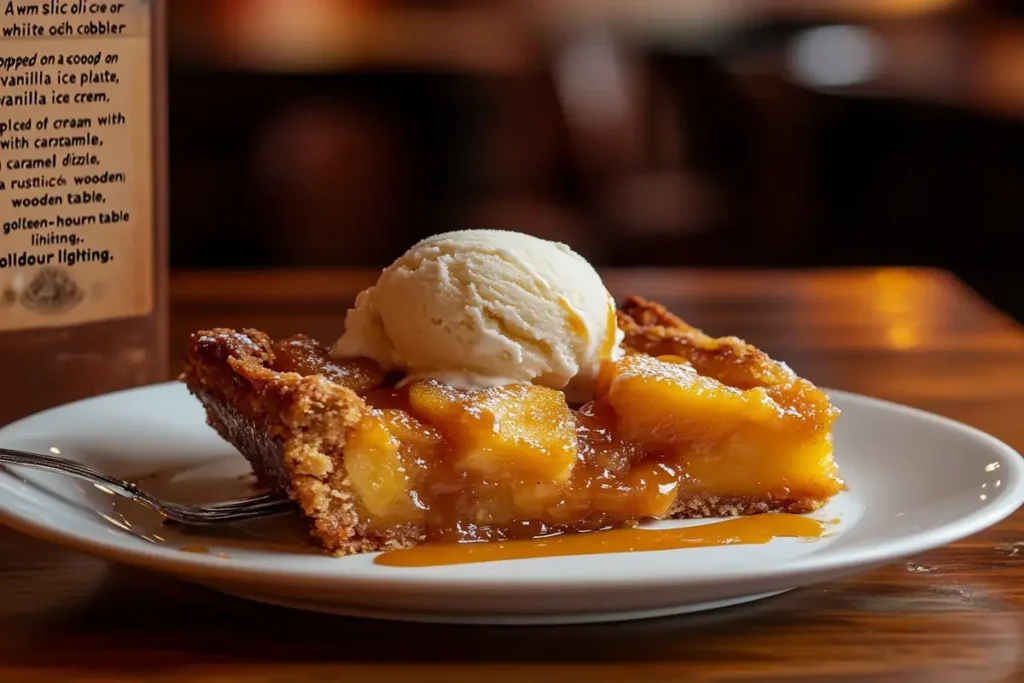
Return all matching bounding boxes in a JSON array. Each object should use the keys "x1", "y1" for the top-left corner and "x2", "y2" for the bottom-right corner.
[{"x1": 167, "y1": 0, "x2": 1023, "y2": 319}]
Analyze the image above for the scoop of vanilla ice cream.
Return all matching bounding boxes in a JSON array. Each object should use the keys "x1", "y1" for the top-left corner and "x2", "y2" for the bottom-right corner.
[{"x1": 332, "y1": 229, "x2": 624, "y2": 401}]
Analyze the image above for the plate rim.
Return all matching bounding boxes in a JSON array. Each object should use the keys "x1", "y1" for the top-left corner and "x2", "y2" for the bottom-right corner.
[
  {"x1": 206, "y1": 584, "x2": 794, "y2": 624},
  {"x1": 0, "y1": 381, "x2": 1022, "y2": 593}
]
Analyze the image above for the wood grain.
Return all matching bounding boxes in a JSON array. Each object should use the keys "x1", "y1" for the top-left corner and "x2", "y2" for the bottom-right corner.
[{"x1": 2, "y1": 267, "x2": 1023, "y2": 683}]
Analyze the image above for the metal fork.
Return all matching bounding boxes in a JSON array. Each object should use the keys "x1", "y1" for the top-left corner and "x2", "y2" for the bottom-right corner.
[{"x1": 0, "y1": 447, "x2": 294, "y2": 525}]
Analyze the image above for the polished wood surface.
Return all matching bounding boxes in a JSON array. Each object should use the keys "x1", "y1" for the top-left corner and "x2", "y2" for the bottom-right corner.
[{"x1": 2, "y1": 267, "x2": 1023, "y2": 682}]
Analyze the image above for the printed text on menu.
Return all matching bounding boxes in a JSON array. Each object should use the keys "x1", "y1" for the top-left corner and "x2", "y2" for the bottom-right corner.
[{"x1": 0, "y1": 0, "x2": 153, "y2": 331}]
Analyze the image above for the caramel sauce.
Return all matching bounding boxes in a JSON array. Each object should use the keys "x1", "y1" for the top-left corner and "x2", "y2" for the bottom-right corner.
[
  {"x1": 555, "y1": 299, "x2": 621, "y2": 362},
  {"x1": 558, "y1": 297, "x2": 589, "y2": 340},
  {"x1": 375, "y1": 514, "x2": 827, "y2": 567},
  {"x1": 272, "y1": 335, "x2": 384, "y2": 393},
  {"x1": 176, "y1": 546, "x2": 228, "y2": 559},
  {"x1": 179, "y1": 545, "x2": 210, "y2": 554},
  {"x1": 599, "y1": 303, "x2": 620, "y2": 360}
]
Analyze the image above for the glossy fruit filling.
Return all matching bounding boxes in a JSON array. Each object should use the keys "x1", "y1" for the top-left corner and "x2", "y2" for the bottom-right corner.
[{"x1": 272, "y1": 337, "x2": 842, "y2": 543}]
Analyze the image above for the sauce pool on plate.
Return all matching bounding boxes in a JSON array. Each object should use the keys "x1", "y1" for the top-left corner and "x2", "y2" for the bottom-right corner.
[{"x1": 374, "y1": 513, "x2": 828, "y2": 567}]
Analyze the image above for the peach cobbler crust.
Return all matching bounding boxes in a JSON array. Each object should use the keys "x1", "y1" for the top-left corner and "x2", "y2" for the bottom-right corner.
[{"x1": 182, "y1": 297, "x2": 842, "y2": 556}]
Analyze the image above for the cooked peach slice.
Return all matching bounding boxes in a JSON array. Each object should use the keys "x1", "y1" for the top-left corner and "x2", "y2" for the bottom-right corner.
[
  {"x1": 408, "y1": 381, "x2": 577, "y2": 483},
  {"x1": 598, "y1": 354, "x2": 842, "y2": 500},
  {"x1": 597, "y1": 354, "x2": 782, "y2": 445},
  {"x1": 344, "y1": 409, "x2": 438, "y2": 523}
]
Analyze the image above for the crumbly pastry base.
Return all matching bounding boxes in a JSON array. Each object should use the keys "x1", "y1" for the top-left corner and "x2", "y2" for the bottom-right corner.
[{"x1": 182, "y1": 297, "x2": 830, "y2": 556}]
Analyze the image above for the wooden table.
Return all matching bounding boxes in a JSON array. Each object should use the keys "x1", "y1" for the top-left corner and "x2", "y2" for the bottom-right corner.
[{"x1": 2, "y1": 267, "x2": 1023, "y2": 682}]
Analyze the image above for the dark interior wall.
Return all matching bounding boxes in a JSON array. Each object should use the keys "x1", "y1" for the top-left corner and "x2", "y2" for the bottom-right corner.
[{"x1": 167, "y1": 66, "x2": 1024, "y2": 320}]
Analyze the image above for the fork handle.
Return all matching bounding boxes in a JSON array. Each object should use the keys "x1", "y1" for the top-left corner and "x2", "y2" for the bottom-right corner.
[{"x1": 0, "y1": 447, "x2": 140, "y2": 500}]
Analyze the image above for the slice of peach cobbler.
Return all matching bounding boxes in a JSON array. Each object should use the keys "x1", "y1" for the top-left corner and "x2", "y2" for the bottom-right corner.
[{"x1": 183, "y1": 293, "x2": 841, "y2": 556}]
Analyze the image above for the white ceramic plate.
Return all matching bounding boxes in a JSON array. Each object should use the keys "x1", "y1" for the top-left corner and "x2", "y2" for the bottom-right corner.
[{"x1": 0, "y1": 382, "x2": 1022, "y2": 625}]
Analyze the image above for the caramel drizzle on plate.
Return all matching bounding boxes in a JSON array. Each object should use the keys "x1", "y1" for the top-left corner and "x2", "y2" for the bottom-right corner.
[{"x1": 375, "y1": 514, "x2": 827, "y2": 567}]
